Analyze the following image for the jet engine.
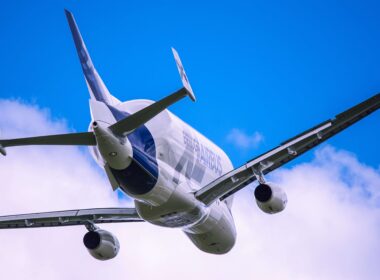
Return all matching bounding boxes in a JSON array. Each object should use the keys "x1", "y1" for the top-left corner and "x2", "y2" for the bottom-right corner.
[
  {"x1": 83, "y1": 229, "x2": 120, "y2": 260},
  {"x1": 254, "y1": 182, "x2": 287, "y2": 214}
]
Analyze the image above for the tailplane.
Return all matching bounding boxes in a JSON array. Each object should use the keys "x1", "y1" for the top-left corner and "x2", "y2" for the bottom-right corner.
[{"x1": 65, "y1": 10, "x2": 120, "y2": 106}]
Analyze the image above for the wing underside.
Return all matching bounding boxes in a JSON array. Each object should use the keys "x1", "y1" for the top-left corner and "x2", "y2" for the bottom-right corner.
[
  {"x1": 0, "y1": 208, "x2": 143, "y2": 229},
  {"x1": 195, "y1": 93, "x2": 380, "y2": 206}
]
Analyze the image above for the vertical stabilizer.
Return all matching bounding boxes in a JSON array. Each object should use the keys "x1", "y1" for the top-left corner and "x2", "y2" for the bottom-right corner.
[
  {"x1": 172, "y1": 48, "x2": 196, "y2": 102},
  {"x1": 65, "y1": 10, "x2": 120, "y2": 105}
]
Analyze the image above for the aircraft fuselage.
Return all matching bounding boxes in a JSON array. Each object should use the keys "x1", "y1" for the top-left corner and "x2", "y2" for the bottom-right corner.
[{"x1": 89, "y1": 98, "x2": 237, "y2": 254}]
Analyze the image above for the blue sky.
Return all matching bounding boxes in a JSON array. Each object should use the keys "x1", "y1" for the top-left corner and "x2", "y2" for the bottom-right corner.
[{"x1": 1, "y1": 0, "x2": 380, "y2": 167}]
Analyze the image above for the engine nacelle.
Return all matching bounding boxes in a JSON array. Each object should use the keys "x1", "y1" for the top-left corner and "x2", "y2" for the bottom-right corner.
[
  {"x1": 83, "y1": 229, "x2": 120, "y2": 260},
  {"x1": 254, "y1": 182, "x2": 287, "y2": 214}
]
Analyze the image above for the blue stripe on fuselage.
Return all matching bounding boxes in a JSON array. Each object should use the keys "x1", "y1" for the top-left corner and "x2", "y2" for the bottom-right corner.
[{"x1": 106, "y1": 105, "x2": 158, "y2": 195}]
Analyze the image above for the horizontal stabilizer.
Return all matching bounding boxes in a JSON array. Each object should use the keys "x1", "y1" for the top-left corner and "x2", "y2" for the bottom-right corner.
[
  {"x1": 109, "y1": 88, "x2": 190, "y2": 135},
  {"x1": 108, "y1": 49, "x2": 197, "y2": 135},
  {"x1": 0, "y1": 132, "x2": 96, "y2": 155}
]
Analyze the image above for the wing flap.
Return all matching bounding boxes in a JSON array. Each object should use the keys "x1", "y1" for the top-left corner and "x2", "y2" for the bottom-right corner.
[{"x1": 0, "y1": 207, "x2": 143, "y2": 229}]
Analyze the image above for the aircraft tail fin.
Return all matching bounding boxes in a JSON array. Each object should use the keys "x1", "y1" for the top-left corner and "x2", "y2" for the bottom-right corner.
[
  {"x1": 64, "y1": 10, "x2": 120, "y2": 105},
  {"x1": 171, "y1": 48, "x2": 196, "y2": 102}
]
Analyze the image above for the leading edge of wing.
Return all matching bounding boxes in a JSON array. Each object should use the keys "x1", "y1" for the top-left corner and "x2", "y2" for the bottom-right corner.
[
  {"x1": 0, "y1": 208, "x2": 144, "y2": 229},
  {"x1": 195, "y1": 93, "x2": 380, "y2": 206}
]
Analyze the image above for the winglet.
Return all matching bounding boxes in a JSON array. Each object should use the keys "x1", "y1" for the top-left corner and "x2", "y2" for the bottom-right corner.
[{"x1": 171, "y1": 48, "x2": 196, "y2": 102}]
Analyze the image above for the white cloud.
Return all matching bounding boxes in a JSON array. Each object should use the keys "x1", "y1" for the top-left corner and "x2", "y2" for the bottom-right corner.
[
  {"x1": 0, "y1": 99, "x2": 379, "y2": 280},
  {"x1": 226, "y1": 128, "x2": 264, "y2": 150}
]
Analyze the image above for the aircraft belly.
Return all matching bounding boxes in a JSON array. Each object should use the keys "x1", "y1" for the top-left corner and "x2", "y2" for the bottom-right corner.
[
  {"x1": 134, "y1": 182, "x2": 207, "y2": 228},
  {"x1": 134, "y1": 181, "x2": 237, "y2": 254},
  {"x1": 184, "y1": 202, "x2": 237, "y2": 254}
]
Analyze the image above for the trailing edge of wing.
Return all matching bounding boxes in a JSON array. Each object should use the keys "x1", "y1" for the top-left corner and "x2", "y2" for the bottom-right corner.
[
  {"x1": 0, "y1": 208, "x2": 143, "y2": 229},
  {"x1": 195, "y1": 93, "x2": 380, "y2": 206},
  {"x1": 0, "y1": 132, "x2": 96, "y2": 155}
]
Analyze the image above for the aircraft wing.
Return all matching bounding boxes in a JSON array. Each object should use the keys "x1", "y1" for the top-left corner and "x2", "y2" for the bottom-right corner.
[
  {"x1": 0, "y1": 208, "x2": 143, "y2": 229},
  {"x1": 195, "y1": 93, "x2": 380, "y2": 206}
]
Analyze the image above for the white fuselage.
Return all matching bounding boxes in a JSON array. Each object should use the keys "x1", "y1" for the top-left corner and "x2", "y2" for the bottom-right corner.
[{"x1": 89, "y1": 99, "x2": 236, "y2": 254}]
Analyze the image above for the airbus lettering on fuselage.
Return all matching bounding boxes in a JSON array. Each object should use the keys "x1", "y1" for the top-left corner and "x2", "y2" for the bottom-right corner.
[{"x1": 183, "y1": 130, "x2": 223, "y2": 176}]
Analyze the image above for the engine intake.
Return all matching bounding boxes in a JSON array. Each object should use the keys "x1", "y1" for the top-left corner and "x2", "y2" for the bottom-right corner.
[
  {"x1": 254, "y1": 184, "x2": 272, "y2": 203},
  {"x1": 254, "y1": 183, "x2": 287, "y2": 214},
  {"x1": 83, "y1": 229, "x2": 120, "y2": 260}
]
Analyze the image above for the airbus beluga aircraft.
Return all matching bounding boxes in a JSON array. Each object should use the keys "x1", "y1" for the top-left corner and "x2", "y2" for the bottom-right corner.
[{"x1": 0, "y1": 10, "x2": 379, "y2": 259}]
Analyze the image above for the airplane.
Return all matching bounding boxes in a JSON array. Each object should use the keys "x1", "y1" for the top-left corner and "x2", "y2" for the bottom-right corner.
[{"x1": 0, "y1": 9, "x2": 379, "y2": 259}]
